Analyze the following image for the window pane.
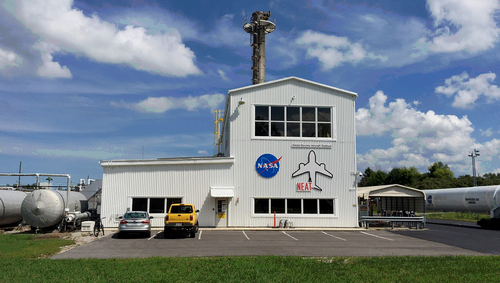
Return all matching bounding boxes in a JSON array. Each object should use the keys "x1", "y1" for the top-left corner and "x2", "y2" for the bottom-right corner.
[
  {"x1": 167, "y1": 198, "x2": 182, "y2": 213},
  {"x1": 287, "y1": 107, "x2": 300, "y2": 121},
  {"x1": 132, "y1": 198, "x2": 147, "y2": 212},
  {"x1": 287, "y1": 123, "x2": 300, "y2": 137},
  {"x1": 318, "y1": 123, "x2": 331, "y2": 138},
  {"x1": 318, "y1": 108, "x2": 331, "y2": 122},
  {"x1": 302, "y1": 107, "x2": 315, "y2": 121},
  {"x1": 271, "y1": 122, "x2": 284, "y2": 136},
  {"x1": 271, "y1": 199, "x2": 285, "y2": 213},
  {"x1": 255, "y1": 122, "x2": 269, "y2": 136},
  {"x1": 286, "y1": 123, "x2": 300, "y2": 137},
  {"x1": 254, "y1": 199, "x2": 269, "y2": 213},
  {"x1": 149, "y1": 198, "x2": 165, "y2": 213},
  {"x1": 287, "y1": 199, "x2": 301, "y2": 214},
  {"x1": 303, "y1": 199, "x2": 318, "y2": 214},
  {"x1": 320, "y1": 199, "x2": 334, "y2": 214},
  {"x1": 271, "y1": 106, "x2": 284, "y2": 121},
  {"x1": 255, "y1": 106, "x2": 269, "y2": 120},
  {"x1": 302, "y1": 123, "x2": 316, "y2": 137}
]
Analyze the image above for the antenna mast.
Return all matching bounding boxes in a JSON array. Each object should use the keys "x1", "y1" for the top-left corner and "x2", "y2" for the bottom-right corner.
[{"x1": 243, "y1": 11, "x2": 276, "y2": 85}]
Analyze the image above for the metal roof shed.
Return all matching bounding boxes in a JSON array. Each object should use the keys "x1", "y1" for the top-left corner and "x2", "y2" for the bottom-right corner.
[{"x1": 358, "y1": 184, "x2": 426, "y2": 216}]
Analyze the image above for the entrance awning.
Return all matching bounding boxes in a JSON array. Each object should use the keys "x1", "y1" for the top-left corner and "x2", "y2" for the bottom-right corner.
[{"x1": 210, "y1": 188, "x2": 234, "y2": 198}]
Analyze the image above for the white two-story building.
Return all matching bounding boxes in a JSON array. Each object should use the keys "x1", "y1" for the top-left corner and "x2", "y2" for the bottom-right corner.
[{"x1": 100, "y1": 76, "x2": 358, "y2": 228}]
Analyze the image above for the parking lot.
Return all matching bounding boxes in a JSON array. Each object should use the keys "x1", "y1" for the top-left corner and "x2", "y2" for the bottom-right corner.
[{"x1": 51, "y1": 228, "x2": 482, "y2": 259}]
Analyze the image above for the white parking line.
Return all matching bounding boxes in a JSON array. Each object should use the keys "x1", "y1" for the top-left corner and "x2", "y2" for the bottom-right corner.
[
  {"x1": 242, "y1": 231, "x2": 250, "y2": 240},
  {"x1": 282, "y1": 231, "x2": 298, "y2": 241},
  {"x1": 360, "y1": 231, "x2": 394, "y2": 241},
  {"x1": 321, "y1": 231, "x2": 347, "y2": 241},
  {"x1": 148, "y1": 231, "x2": 160, "y2": 241},
  {"x1": 198, "y1": 230, "x2": 203, "y2": 240}
]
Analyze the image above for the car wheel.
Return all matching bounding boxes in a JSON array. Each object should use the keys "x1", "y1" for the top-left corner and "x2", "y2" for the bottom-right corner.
[
  {"x1": 164, "y1": 229, "x2": 170, "y2": 239},
  {"x1": 146, "y1": 231, "x2": 151, "y2": 238}
]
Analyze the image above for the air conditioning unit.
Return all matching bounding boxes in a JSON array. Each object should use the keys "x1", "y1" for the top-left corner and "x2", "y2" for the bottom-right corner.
[{"x1": 81, "y1": 221, "x2": 95, "y2": 232}]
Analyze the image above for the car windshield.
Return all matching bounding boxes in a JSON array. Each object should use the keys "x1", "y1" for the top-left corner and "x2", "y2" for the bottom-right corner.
[
  {"x1": 170, "y1": 205, "x2": 193, "y2": 214},
  {"x1": 123, "y1": 212, "x2": 147, "y2": 219}
]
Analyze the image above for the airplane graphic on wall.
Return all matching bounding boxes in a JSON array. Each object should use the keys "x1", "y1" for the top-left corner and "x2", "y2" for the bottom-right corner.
[{"x1": 292, "y1": 150, "x2": 333, "y2": 191}]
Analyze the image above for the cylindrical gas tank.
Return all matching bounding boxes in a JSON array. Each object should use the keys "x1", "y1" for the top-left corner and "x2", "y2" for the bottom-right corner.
[
  {"x1": 0, "y1": 190, "x2": 27, "y2": 226},
  {"x1": 425, "y1": 186, "x2": 500, "y2": 213},
  {"x1": 21, "y1": 190, "x2": 87, "y2": 228}
]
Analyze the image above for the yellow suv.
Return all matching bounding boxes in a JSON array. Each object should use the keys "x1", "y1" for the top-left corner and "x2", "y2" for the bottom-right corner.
[{"x1": 164, "y1": 203, "x2": 199, "y2": 238}]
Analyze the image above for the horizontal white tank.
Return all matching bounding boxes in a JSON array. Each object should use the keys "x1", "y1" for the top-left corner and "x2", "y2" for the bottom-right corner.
[
  {"x1": 425, "y1": 185, "x2": 500, "y2": 214},
  {"x1": 21, "y1": 190, "x2": 87, "y2": 228},
  {"x1": 0, "y1": 190, "x2": 27, "y2": 226}
]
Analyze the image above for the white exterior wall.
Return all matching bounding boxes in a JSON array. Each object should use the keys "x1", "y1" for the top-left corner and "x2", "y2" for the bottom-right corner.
[
  {"x1": 224, "y1": 78, "x2": 358, "y2": 227},
  {"x1": 101, "y1": 77, "x2": 358, "y2": 228},
  {"x1": 100, "y1": 159, "x2": 234, "y2": 228}
]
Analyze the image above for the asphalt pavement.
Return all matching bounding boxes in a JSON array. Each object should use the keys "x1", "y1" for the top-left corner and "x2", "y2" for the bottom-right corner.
[{"x1": 51, "y1": 228, "x2": 482, "y2": 259}]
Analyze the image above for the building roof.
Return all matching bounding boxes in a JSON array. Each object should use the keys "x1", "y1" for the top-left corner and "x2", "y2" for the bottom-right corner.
[
  {"x1": 227, "y1": 76, "x2": 358, "y2": 98},
  {"x1": 100, "y1": 156, "x2": 234, "y2": 167},
  {"x1": 357, "y1": 184, "x2": 425, "y2": 198}
]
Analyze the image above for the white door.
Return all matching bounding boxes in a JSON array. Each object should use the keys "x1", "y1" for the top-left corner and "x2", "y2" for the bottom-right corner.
[{"x1": 215, "y1": 198, "x2": 228, "y2": 227}]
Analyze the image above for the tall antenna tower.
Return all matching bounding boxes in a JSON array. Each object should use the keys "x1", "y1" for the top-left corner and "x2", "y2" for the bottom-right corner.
[
  {"x1": 468, "y1": 149, "x2": 480, "y2": 186},
  {"x1": 243, "y1": 11, "x2": 276, "y2": 85}
]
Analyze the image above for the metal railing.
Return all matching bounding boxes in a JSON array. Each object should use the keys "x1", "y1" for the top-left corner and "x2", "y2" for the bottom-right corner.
[{"x1": 360, "y1": 216, "x2": 426, "y2": 230}]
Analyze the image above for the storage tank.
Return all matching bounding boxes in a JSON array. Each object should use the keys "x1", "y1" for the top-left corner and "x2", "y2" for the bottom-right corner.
[
  {"x1": 0, "y1": 190, "x2": 27, "y2": 226},
  {"x1": 424, "y1": 185, "x2": 500, "y2": 213},
  {"x1": 21, "y1": 190, "x2": 87, "y2": 228}
]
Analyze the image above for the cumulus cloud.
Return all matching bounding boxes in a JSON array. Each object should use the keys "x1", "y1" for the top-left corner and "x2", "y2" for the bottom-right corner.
[
  {"x1": 111, "y1": 94, "x2": 225, "y2": 113},
  {"x1": 296, "y1": 30, "x2": 387, "y2": 69},
  {"x1": 14, "y1": 0, "x2": 201, "y2": 77},
  {"x1": 422, "y1": 0, "x2": 500, "y2": 53},
  {"x1": 356, "y1": 91, "x2": 488, "y2": 174},
  {"x1": 35, "y1": 42, "x2": 72, "y2": 78},
  {"x1": 0, "y1": 47, "x2": 21, "y2": 68},
  {"x1": 435, "y1": 72, "x2": 500, "y2": 108}
]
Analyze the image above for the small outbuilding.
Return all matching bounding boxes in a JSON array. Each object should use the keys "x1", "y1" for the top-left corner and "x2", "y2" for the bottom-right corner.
[{"x1": 357, "y1": 184, "x2": 426, "y2": 228}]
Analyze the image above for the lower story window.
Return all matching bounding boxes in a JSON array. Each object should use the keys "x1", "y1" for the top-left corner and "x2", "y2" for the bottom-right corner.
[
  {"x1": 254, "y1": 198, "x2": 269, "y2": 214},
  {"x1": 254, "y1": 198, "x2": 335, "y2": 215}
]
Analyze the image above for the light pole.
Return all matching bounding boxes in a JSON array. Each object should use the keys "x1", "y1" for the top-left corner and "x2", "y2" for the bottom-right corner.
[{"x1": 468, "y1": 149, "x2": 480, "y2": 186}]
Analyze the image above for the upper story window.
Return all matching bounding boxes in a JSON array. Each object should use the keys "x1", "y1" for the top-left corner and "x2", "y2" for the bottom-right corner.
[{"x1": 255, "y1": 106, "x2": 332, "y2": 138}]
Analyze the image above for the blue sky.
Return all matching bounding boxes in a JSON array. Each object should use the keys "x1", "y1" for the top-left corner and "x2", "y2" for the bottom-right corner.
[{"x1": 1, "y1": 0, "x2": 500, "y2": 186}]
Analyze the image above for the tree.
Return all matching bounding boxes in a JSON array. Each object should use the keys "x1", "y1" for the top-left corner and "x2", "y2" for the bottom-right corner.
[
  {"x1": 428, "y1": 162, "x2": 454, "y2": 179},
  {"x1": 385, "y1": 166, "x2": 421, "y2": 187},
  {"x1": 359, "y1": 168, "x2": 388, "y2": 187}
]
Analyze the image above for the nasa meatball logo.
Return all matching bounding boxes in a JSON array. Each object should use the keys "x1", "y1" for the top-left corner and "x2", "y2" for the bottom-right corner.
[
  {"x1": 427, "y1": 195, "x2": 433, "y2": 205},
  {"x1": 255, "y1": 154, "x2": 282, "y2": 178}
]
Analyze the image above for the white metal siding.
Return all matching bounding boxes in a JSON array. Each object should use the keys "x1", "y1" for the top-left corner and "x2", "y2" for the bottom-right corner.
[
  {"x1": 101, "y1": 162, "x2": 234, "y2": 228},
  {"x1": 227, "y1": 79, "x2": 358, "y2": 227},
  {"x1": 101, "y1": 77, "x2": 357, "y2": 228}
]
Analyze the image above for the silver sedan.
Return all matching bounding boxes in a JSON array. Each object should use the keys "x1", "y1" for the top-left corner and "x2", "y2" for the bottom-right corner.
[{"x1": 118, "y1": 211, "x2": 153, "y2": 237}]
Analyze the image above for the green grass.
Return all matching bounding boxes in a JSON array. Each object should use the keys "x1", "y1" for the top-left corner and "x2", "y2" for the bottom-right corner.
[
  {"x1": 2, "y1": 234, "x2": 500, "y2": 282},
  {"x1": 425, "y1": 212, "x2": 491, "y2": 222}
]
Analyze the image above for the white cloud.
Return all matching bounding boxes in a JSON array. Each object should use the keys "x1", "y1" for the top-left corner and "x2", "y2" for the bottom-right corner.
[
  {"x1": 435, "y1": 72, "x2": 500, "y2": 108},
  {"x1": 296, "y1": 30, "x2": 387, "y2": 69},
  {"x1": 14, "y1": 0, "x2": 201, "y2": 77},
  {"x1": 423, "y1": 0, "x2": 500, "y2": 53},
  {"x1": 0, "y1": 47, "x2": 21, "y2": 68},
  {"x1": 111, "y1": 94, "x2": 225, "y2": 113},
  {"x1": 218, "y1": 69, "x2": 229, "y2": 81},
  {"x1": 356, "y1": 91, "x2": 485, "y2": 174},
  {"x1": 35, "y1": 42, "x2": 72, "y2": 78},
  {"x1": 481, "y1": 128, "x2": 494, "y2": 137},
  {"x1": 198, "y1": 150, "x2": 208, "y2": 155}
]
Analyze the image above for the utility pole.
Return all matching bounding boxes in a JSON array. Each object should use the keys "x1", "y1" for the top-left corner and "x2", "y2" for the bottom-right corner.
[
  {"x1": 468, "y1": 149, "x2": 480, "y2": 186},
  {"x1": 17, "y1": 161, "x2": 21, "y2": 188}
]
